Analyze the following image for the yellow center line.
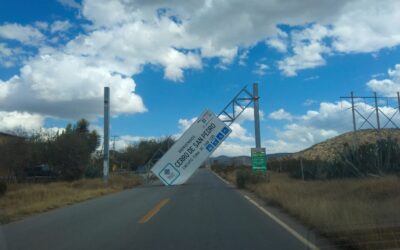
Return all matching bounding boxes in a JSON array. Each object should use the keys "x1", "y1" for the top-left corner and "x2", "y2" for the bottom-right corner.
[{"x1": 138, "y1": 198, "x2": 170, "y2": 224}]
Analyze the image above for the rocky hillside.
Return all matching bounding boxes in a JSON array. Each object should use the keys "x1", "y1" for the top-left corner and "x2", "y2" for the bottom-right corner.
[{"x1": 291, "y1": 129, "x2": 400, "y2": 161}]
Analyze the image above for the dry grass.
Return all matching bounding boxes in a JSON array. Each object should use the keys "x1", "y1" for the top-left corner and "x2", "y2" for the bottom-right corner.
[
  {"x1": 216, "y1": 168, "x2": 400, "y2": 249},
  {"x1": 0, "y1": 175, "x2": 142, "y2": 224}
]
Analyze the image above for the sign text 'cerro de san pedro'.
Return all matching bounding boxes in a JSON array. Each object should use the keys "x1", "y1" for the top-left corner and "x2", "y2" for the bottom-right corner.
[{"x1": 151, "y1": 110, "x2": 231, "y2": 185}]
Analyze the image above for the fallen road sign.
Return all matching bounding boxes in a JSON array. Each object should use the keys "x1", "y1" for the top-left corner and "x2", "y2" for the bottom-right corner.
[{"x1": 151, "y1": 110, "x2": 231, "y2": 185}]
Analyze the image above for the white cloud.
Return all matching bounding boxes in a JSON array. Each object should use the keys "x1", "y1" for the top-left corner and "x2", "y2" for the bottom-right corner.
[
  {"x1": 304, "y1": 76, "x2": 319, "y2": 81},
  {"x1": 371, "y1": 73, "x2": 385, "y2": 78},
  {"x1": 0, "y1": 111, "x2": 44, "y2": 132},
  {"x1": 162, "y1": 49, "x2": 202, "y2": 81},
  {"x1": 64, "y1": 16, "x2": 203, "y2": 81},
  {"x1": 238, "y1": 49, "x2": 249, "y2": 66},
  {"x1": 269, "y1": 109, "x2": 293, "y2": 121},
  {"x1": 264, "y1": 139, "x2": 301, "y2": 154},
  {"x1": 303, "y1": 99, "x2": 317, "y2": 106},
  {"x1": 278, "y1": 24, "x2": 330, "y2": 76},
  {"x1": 232, "y1": 107, "x2": 263, "y2": 123},
  {"x1": 178, "y1": 117, "x2": 197, "y2": 133},
  {"x1": 82, "y1": 0, "x2": 132, "y2": 28},
  {"x1": 34, "y1": 21, "x2": 48, "y2": 31},
  {"x1": 113, "y1": 135, "x2": 156, "y2": 151},
  {"x1": 253, "y1": 62, "x2": 269, "y2": 76},
  {"x1": 266, "y1": 28, "x2": 288, "y2": 53},
  {"x1": 367, "y1": 64, "x2": 400, "y2": 96},
  {"x1": 275, "y1": 0, "x2": 400, "y2": 75},
  {"x1": 0, "y1": 52, "x2": 147, "y2": 119},
  {"x1": 331, "y1": 0, "x2": 400, "y2": 53},
  {"x1": 2, "y1": 0, "x2": 400, "y2": 133},
  {"x1": 266, "y1": 100, "x2": 400, "y2": 153},
  {"x1": 0, "y1": 43, "x2": 25, "y2": 68},
  {"x1": 277, "y1": 123, "x2": 338, "y2": 145},
  {"x1": 0, "y1": 23, "x2": 44, "y2": 45},
  {"x1": 266, "y1": 38, "x2": 287, "y2": 53},
  {"x1": 228, "y1": 123, "x2": 254, "y2": 142},
  {"x1": 213, "y1": 141, "x2": 252, "y2": 157},
  {"x1": 57, "y1": 0, "x2": 81, "y2": 9},
  {"x1": 77, "y1": 0, "x2": 400, "y2": 78},
  {"x1": 50, "y1": 20, "x2": 72, "y2": 33}
]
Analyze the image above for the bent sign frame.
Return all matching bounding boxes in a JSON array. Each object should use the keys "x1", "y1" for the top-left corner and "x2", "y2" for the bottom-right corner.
[{"x1": 151, "y1": 110, "x2": 231, "y2": 185}]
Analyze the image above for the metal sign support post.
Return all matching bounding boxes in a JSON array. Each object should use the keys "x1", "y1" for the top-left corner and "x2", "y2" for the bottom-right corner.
[
  {"x1": 253, "y1": 83, "x2": 261, "y2": 149},
  {"x1": 251, "y1": 83, "x2": 267, "y2": 175},
  {"x1": 103, "y1": 87, "x2": 110, "y2": 183}
]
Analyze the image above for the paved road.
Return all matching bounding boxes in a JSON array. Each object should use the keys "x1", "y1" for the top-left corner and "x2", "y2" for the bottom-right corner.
[{"x1": 0, "y1": 169, "x2": 317, "y2": 250}]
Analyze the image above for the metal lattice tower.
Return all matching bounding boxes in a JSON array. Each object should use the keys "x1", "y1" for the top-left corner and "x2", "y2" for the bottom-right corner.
[
  {"x1": 340, "y1": 91, "x2": 400, "y2": 148},
  {"x1": 218, "y1": 85, "x2": 254, "y2": 125}
]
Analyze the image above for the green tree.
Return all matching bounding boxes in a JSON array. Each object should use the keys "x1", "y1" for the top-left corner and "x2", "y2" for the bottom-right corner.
[{"x1": 50, "y1": 119, "x2": 100, "y2": 180}]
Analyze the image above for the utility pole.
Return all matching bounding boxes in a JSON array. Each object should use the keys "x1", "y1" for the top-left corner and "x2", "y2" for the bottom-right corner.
[
  {"x1": 253, "y1": 83, "x2": 261, "y2": 149},
  {"x1": 397, "y1": 92, "x2": 400, "y2": 112},
  {"x1": 103, "y1": 87, "x2": 110, "y2": 183}
]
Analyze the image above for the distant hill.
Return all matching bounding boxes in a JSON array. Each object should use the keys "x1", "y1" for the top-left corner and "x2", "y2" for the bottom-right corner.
[
  {"x1": 291, "y1": 128, "x2": 400, "y2": 161},
  {"x1": 210, "y1": 152, "x2": 292, "y2": 167},
  {"x1": 210, "y1": 155, "x2": 251, "y2": 167},
  {"x1": 267, "y1": 153, "x2": 292, "y2": 160}
]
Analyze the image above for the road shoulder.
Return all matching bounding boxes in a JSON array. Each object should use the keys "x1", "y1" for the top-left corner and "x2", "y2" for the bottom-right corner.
[{"x1": 211, "y1": 169, "x2": 336, "y2": 250}]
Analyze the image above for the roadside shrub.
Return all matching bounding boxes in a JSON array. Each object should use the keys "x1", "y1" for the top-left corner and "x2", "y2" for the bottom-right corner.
[
  {"x1": 236, "y1": 169, "x2": 249, "y2": 188},
  {"x1": 84, "y1": 165, "x2": 102, "y2": 178},
  {"x1": 271, "y1": 137, "x2": 400, "y2": 180},
  {"x1": 0, "y1": 180, "x2": 7, "y2": 196},
  {"x1": 333, "y1": 138, "x2": 400, "y2": 178},
  {"x1": 236, "y1": 169, "x2": 266, "y2": 188},
  {"x1": 289, "y1": 159, "x2": 329, "y2": 180}
]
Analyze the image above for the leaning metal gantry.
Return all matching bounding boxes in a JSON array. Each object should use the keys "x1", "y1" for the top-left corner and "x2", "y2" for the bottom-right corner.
[{"x1": 144, "y1": 85, "x2": 255, "y2": 183}]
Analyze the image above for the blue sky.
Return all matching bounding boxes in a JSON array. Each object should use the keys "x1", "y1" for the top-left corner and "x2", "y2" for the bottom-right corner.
[{"x1": 1, "y1": 0, "x2": 400, "y2": 156}]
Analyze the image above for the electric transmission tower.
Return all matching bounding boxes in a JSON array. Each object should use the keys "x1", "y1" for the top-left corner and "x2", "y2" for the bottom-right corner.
[{"x1": 340, "y1": 91, "x2": 400, "y2": 149}]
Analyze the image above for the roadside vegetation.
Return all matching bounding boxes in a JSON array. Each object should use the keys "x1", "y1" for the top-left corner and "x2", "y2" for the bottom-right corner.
[
  {"x1": 0, "y1": 175, "x2": 142, "y2": 223},
  {"x1": 271, "y1": 136, "x2": 400, "y2": 180},
  {"x1": 213, "y1": 167, "x2": 400, "y2": 249},
  {"x1": 212, "y1": 135, "x2": 400, "y2": 249},
  {"x1": 0, "y1": 119, "x2": 174, "y2": 223},
  {"x1": 0, "y1": 119, "x2": 175, "y2": 181},
  {"x1": 0, "y1": 119, "x2": 100, "y2": 181}
]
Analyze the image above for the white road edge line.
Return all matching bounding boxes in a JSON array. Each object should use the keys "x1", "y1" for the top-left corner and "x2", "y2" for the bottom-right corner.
[
  {"x1": 244, "y1": 195, "x2": 320, "y2": 250},
  {"x1": 212, "y1": 170, "x2": 319, "y2": 249},
  {"x1": 212, "y1": 170, "x2": 232, "y2": 186}
]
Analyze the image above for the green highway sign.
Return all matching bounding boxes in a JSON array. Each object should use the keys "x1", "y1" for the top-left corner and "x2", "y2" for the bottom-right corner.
[{"x1": 251, "y1": 148, "x2": 267, "y2": 171}]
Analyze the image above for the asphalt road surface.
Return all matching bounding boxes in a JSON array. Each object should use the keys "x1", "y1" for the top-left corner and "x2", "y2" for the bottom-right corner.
[{"x1": 0, "y1": 169, "x2": 321, "y2": 250}]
